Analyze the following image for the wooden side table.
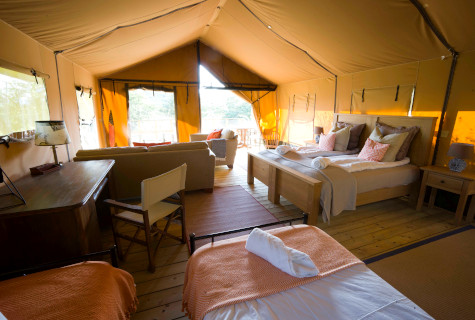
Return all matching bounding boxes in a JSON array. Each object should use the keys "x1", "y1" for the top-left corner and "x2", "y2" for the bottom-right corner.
[{"x1": 416, "y1": 165, "x2": 475, "y2": 225}]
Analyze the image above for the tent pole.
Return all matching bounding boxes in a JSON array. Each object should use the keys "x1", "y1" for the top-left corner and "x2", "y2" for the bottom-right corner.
[
  {"x1": 409, "y1": 0, "x2": 459, "y2": 165},
  {"x1": 53, "y1": 51, "x2": 71, "y2": 162},
  {"x1": 196, "y1": 40, "x2": 202, "y2": 133},
  {"x1": 431, "y1": 53, "x2": 458, "y2": 165},
  {"x1": 333, "y1": 75, "x2": 338, "y2": 113}
]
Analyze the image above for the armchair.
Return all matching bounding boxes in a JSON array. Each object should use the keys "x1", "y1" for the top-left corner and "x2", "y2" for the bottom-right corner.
[{"x1": 190, "y1": 132, "x2": 238, "y2": 169}]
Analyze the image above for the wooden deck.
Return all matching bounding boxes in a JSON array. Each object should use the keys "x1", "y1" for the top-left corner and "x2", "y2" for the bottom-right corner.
[{"x1": 100, "y1": 149, "x2": 459, "y2": 320}]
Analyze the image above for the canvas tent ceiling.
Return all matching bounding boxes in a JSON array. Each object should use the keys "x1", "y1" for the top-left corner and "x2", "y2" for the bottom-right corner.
[{"x1": 0, "y1": 0, "x2": 474, "y2": 83}]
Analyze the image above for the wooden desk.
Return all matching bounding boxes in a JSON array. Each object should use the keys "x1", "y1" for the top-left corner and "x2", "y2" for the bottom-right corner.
[
  {"x1": 0, "y1": 160, "x2": 114, "y2": 273},
  {"x1": 416, "y1": 165, "x2": 475, "y2": 225}
]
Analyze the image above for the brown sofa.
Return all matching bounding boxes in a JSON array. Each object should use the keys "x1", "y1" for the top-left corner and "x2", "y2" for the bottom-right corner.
[{"x1": 74, "y1": 142, "x2": 215, "y2": 199}]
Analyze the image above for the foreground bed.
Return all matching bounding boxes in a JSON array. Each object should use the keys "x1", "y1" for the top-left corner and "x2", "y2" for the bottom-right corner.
[
  {"x1": 182, "y1": 225, "x2": 433, "y2": 320},
  {"x1": 0, "y1": 249, "x2": 137, "y2": 320},
  {"x1": 248, "y1": 114, "x2": 437, "y2": 225}
]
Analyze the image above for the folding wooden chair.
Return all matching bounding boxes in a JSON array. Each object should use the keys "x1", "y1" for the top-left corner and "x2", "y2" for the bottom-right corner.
[{"x1": 104, "y1": 164, "x2": 187, "y2": 272}]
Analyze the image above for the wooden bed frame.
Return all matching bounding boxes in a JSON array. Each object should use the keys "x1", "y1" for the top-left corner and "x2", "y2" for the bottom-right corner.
[{"x1": 247, "y1": 114, "x2": 437, "y2": 226}]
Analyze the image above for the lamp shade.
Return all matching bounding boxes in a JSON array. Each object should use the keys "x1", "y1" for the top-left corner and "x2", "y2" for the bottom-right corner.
[
  {"x1": 314, "y1": 126, "x2": 324, "y2": 135},
  {"x1": 35, "y1": 121, "x2": 71, "y2": 146},
  {"x1": 447, "y1": 143, "x2": 474, "y2": 160}
]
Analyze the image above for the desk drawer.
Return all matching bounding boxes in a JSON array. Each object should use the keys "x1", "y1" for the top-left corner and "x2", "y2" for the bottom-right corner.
[{"x1": 427, "y1": 173, "x2": 463, "y2": 193}]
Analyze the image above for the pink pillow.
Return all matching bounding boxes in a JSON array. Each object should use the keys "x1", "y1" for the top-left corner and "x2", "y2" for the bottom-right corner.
[
  {"x1": 318, "y1": 133, "x2": 336, "y2": 151},
  {"x1": 358, "y1": 138, "x2": 390, "y2": 161}
]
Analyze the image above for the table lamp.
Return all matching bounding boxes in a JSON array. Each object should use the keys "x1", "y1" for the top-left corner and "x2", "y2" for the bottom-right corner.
[
  {"x1": 447, "y1": 143, "x2": 474, "y2": 172},
  {"x1": 35, "y1": 121, "x2": 71, "y2": 166},
  {"x1": 314, "y1": 126, "x2": 324, "y2": 143}
]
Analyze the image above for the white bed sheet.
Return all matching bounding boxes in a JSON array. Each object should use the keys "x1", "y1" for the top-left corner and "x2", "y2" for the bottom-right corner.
[{"x1": 204, "y1": 263, "x2": 433, "y2": 320}]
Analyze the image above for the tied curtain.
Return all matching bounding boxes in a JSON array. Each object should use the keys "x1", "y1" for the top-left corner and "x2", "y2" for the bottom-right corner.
[
  {"x1": 199, "y1": 43, "x2": 277, "y2": 137},
  {"x1": 100, "y1": 81, "x2": 200, "y2": 146}
]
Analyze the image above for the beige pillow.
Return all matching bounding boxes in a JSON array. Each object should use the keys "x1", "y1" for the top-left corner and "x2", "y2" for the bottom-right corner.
[
  {"x1": 376, "y1": 122, "x2": 419, "y2": 161},
  {"x1": 369, "y1": 127, "x2": 409, "y2": 162},
  {"x1": 330, "y1": 126, "x2": 351, "y2": 151},
  {"x1": 148, "y1": 141, "x2": 208, "y2": 152},
  {"x1": 76, "y1": 146, "x2": 147, "y2": 157},
  {"x1": 221, "y1": 128, "x2": 235, "y2": 139}
]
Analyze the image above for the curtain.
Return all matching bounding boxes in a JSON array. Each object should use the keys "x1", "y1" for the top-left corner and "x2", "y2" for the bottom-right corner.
[
  {"x1": 199, "y1": 42, "x2": 277, "y2": 135},
  {"x1": 100, "y1": 81, "x2": 128, "y2": 147}
]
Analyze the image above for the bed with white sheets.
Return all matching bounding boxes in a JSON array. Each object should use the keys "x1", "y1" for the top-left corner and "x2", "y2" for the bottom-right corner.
[
  {"x1": 247, "y1": 114, "x2": 437, "y2": 225},
  {"x1": 183, "y1": 225, "x2": 433, "y2": 320}
]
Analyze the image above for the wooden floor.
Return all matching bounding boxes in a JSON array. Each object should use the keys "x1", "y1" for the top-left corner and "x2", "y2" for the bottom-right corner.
[{"x1": 100, "y1": 148, "x2": 460, "y2": 320}]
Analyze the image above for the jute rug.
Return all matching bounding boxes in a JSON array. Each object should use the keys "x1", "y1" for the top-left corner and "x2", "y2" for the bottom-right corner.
[
  {"x1": 185, "y1": 185, "x2": 280, "y2": 250},
  {"x1": 366, "y1": 225, "x2": 475, "y2": 320}
]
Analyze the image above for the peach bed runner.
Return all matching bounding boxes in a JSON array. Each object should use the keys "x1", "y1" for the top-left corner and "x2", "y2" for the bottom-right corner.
[
  {"x1": 183, "y1": 225, "x2": 363, "y2": 320},
  {"x1": 0, "y1": 261, "x2": 138, "y2": 320}
]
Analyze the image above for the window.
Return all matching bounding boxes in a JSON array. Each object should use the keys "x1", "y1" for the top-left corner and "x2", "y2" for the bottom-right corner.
[
  {"x1": 76, "y1": 88, "x2": 99, "y2": 149},
  {"x1": 0, "y1": 67, "x2": 49, "y2": 139},
  {"x1": 128, "y1": 88, "x2": 177, "y2": 143},
  {"x1": 199, "y1": 65, "x2": 255, "y2": 133}
]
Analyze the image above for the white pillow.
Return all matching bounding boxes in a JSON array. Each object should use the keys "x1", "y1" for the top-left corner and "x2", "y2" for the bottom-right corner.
[
  {"x1": 221, "y1": 128, "x2": 235, "y2": 139},
  {"x1": 330, "y1": 126, "x2": 351, "y2": 151},
  {"x1": 369, "y1": 127, "x2": 409, "y2": 162}
]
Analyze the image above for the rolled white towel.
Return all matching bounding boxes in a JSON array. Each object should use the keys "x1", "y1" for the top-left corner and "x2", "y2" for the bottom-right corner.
[
  {"x1": 311, "y1": 156, "x2": 332, "y2": 170},
  {"x1": 245, "y1": 228, "x2": 319, "y2": 278},
  {"x1": 276, "y1": 145, "x2": 292, "y2": 155}
]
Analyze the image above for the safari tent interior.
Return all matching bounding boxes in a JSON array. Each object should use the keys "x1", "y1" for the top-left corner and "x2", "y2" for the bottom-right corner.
[{"x1": 0, "y1": 1, "x2": 474, "y2": 319}]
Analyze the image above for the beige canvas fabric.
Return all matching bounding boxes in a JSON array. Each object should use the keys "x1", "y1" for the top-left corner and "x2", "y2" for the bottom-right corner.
[{"x1": 2, "y1": 0, "x2": 471, "y2": 81}]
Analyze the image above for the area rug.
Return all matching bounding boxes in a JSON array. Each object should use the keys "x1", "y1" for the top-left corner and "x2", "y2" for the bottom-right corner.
[
  {"x1": 185, "y1": 185, "x2": 280, "y2": 250},
  {"x1": 366, "y1": 225, "x2": 475, "y2": 320}
]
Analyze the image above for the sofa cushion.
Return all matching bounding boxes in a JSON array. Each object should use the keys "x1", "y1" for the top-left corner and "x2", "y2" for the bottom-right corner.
[
  {"x1": 207, "y1": 129, "x2": 223, "y2": 140},
  {"x1": 221, "y1": 129, "x2": 235, "y2": 139},
  {"x1": 148, "y1": 141, "x2": 209, "y2": 152},
  {"x1": 133, "y1": 141, "x2": 171, "y2": 147},
  {"x1": 76, "y1": 147, "x2": 147, "y2": 157}
]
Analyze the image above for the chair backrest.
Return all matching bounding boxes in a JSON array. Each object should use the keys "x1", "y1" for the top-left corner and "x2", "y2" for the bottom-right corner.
[{"x1": 141, "y1": 164, "x2": 187, "y2": 210}]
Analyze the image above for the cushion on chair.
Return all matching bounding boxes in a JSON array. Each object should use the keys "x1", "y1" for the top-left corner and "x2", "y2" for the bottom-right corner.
[
  {"x1": 221, "y1": 129, "x2": 235, "y2": 139},
  {"x1": 207, "y1": 129, "x2": 223, "y2": 140},
  {"x1": 116, "y1": 201, "x2": 181, "y2": 225}
]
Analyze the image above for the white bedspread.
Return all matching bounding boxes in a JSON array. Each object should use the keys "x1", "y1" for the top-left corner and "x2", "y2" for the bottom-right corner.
[
  {"x1": 326, "y1": 155, "x2": 410, "y2": 172},
  {"x1": 204, "y1": 263, "x2": 433, "y2": 320}
]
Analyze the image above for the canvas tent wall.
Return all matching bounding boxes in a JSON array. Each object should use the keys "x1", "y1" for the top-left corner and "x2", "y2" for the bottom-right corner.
[
  {"x1": 0, "y1": 20, "x2": 98, "y2": 180},
  {"x1": 0, "y1": 0, "x2": 474, "y2": 176}
]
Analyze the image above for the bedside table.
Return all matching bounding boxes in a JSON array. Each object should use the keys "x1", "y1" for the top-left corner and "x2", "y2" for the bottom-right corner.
[{"x1": 416, "y1": 165, "x2": 475, "y2": 225}]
